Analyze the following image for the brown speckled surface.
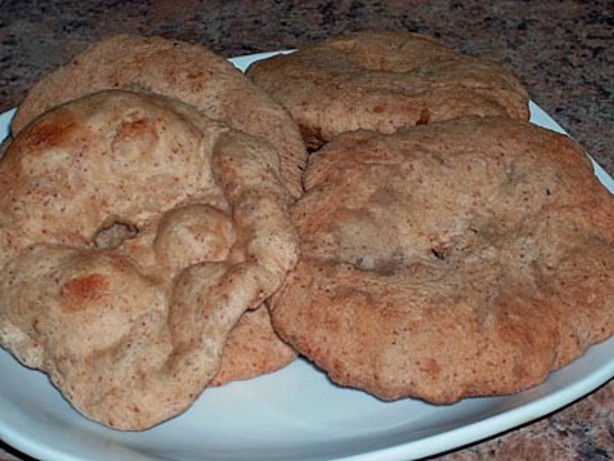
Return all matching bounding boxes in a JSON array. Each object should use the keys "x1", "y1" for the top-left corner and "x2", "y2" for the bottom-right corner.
[{"x1": 0, "y1": 1, "x2": 612, "y2": 460}]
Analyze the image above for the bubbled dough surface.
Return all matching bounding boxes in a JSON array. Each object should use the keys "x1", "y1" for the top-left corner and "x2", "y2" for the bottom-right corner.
[
  {"x1": 8, "y1": 33, "x2": 305, "y2": 389},
  {"x1": 11, "y1": 34, "x2": 307, "y2": 198},
  {"x1": 0, "y1": 90, "x2": 299, "y2": 429}
]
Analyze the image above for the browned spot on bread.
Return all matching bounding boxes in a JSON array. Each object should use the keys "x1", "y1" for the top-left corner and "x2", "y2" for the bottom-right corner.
[
  {"x1": 60, "y1": 274, "x2": 109, "y2": 308},
  {"x1": 18, "y1": 115, "x2": 78, "y2": 153}
]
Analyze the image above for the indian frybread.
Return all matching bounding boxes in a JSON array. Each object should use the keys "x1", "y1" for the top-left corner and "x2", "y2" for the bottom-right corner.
[
  {"x1": 0, "y1": 90, "x2": 299, "y2": 429},
  {"x1": 9, "y1": 34, "x2": 306, "y2": 387},
  {"x1": 270, "y1": 117, "x2": 614, "y2": 403},
  {"x1": 246, "y1": 31, "x2": 530, "y2": 148}
]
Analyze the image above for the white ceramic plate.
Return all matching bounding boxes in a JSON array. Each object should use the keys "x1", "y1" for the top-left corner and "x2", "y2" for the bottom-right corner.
[{"x1": 0, "y1": 52, "x2": 613, "y2": 461}]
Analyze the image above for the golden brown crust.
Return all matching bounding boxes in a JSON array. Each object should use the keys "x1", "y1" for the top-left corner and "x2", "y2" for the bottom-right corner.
[
  {"x1": 0, "y1": 90, "x2": 299, "y2": 429},
  {"x1": 11, "y1": 34, "x2": 307, "y2": 198},
  {"x1": 270, "y1": 117, "x2": 614, "y2": 403},
  {"x1": 247, "y1": 31, "x2": 530, "y2": 148}
]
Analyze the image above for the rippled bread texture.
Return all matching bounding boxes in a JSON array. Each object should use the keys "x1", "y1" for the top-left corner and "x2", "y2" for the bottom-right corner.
[
  {"x1": 247, "y1": 31, "x2": 529, "y2": 149},
  {"x1": 10, "y1": 34, "x2": 307, "y2": 198},
  {"x1": 0, "y1": 90, "x2": 299, "y2": 430},
  {"x1": 270, "y1": 117, "x2": 614, "y2": 403},
  {"x1": 9, "y1": 34, "x2": 304, "y2": 386}
]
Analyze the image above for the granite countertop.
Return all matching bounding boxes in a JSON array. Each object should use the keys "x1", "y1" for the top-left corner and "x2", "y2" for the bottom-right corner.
[{"x1": 0, "y1": 1, "x2": 612, "y2": 460}]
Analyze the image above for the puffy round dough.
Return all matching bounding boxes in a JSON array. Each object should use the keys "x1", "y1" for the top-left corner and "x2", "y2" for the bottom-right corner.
[
  {"x1": 247, "y1": 31, "x2": 530, "y2": 148},
  {"x1": 0, "y1": 90, "x2": 299, "y2": 430},
  {"x1": 9, "y1": 33, "x2": 306, "y2": 387},
  {"x1": 10, "y1": 34, "x2": 307, "y2": 199},
  {"x1": 270, "y1": 117, "x2": 614, "y2": 404}
]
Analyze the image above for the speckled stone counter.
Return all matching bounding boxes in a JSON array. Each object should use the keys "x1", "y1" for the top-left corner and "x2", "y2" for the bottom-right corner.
[{"x1": 0, "y1": 1, "x2": 612, "y2": 460}]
